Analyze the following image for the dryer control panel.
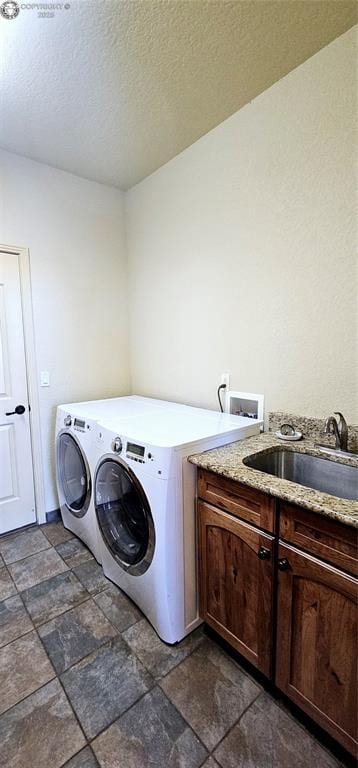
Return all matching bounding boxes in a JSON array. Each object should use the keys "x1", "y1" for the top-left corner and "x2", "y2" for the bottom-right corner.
[{"x1": 126, "y1": 441, "x2": 148, "y2": 464}]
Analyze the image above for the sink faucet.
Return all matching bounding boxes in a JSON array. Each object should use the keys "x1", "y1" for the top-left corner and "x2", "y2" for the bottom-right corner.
[{"x1": 323, "y1": 412, "x2": 348, "y2": 451}]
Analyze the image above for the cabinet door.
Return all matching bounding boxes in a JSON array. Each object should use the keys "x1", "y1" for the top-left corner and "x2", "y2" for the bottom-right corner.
[
  {"x1": 276, "y1": 542, "x2": 357, "y2": 755},
  {"x1": 197, "y1": 500, "x2": 274, "y2": 676}
]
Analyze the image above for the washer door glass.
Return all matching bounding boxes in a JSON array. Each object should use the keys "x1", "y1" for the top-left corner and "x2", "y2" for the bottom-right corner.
[
  {"x1": 57, "y1": 433, "x2": 90, "y2": 517},
  {"x1": 95, "y1": 458, "x2": 154, "y2": 575}
]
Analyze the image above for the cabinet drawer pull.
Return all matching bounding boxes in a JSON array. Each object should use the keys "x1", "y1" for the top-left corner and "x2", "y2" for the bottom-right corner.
[
  {"x1": 258, "y1": 546, "x2": 271, "y2": 560},
  {"x1": 278, "y1": 557, "x2": 290, "y2": 571}
]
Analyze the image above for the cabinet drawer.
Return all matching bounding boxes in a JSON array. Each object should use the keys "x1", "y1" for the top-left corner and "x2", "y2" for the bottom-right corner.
[
  {"x1": 198, "y1": 469, "x2": 275, "y2": 532},
  {"x1": 279, "y1": 502, "x2": 358, "y2": 576}
]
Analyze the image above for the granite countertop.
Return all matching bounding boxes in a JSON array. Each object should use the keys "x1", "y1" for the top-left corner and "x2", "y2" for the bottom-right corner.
[{"x1": 189, "y1": 432, "x2": 358, "y2": 528}]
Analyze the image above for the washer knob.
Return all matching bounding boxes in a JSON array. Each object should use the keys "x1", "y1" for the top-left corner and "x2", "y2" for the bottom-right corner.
[
  {"x1": 64, "y1": 415, "x2": 72, "y2": 427},
  {"x1": 112, "y1": 436, "x2": 122, "y2": 454}
]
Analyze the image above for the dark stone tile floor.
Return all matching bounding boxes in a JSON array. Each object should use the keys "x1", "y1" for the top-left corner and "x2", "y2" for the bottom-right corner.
[
  {"x1": 0, "y1": 521, "x2": 350, "y2": 768},
  {"x1": 8, "y1": 547, "x2": 68, "y2": 591},
  {"x1": 72, "y1": 559, "x2": 109, "y2": 594},
  {"x1": 0, "y1": 566, "x2": 17, "y2": 601},
  {"x1": 38, "y1": 599, "x2": 117, "y2": 674},
  {"x1": 55, "y1": 538, "x2": 94, "y2": 569},
  {"x1": 0, "y1": 527, "x2": 50, "y2": 564}
]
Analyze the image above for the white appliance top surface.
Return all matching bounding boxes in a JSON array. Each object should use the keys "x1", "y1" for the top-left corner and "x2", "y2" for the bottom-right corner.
[
  {"x1": 59, "y1": 396, "x2": 167, "y2": 419},
  {"x1": 99, "y1": 410, "x2": 260, "y2": 448},
  {"x1": 60, "y1": 394, "x2": 259, "y2": 421}
]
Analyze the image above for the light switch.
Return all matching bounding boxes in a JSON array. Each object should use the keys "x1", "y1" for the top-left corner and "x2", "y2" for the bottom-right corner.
[{"x1": 40, "y1": 371, "x2": 50, "y2": 387}]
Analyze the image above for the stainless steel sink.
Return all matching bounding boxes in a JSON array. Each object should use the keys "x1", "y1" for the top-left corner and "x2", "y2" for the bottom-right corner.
[{"x1": 243, "y1": 449, "x2": 358, "y2": 501}]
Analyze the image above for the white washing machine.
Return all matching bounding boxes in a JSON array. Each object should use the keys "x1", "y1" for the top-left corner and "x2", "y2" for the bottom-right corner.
[
  {"x1": 55, "y1": 396, "x2": 184, "y2": 562},
  {"x1": 93, "y1": 408, "x2": 261, "y2": 643}
]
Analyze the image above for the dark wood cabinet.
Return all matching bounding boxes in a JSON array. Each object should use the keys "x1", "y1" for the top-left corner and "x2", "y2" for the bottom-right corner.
[
  {"x1": 197, "y1": 500, "x2": 274, "y2": 675},
  {"x1": 198, "y1": 469, "x2": 275, "y2": 532},
  {"x1": 196, "y1": 472, "x2": 358, "y2": 756},
  {"x1": 279, "y1": 501, "x2": 358, "y2": 576},
  {"x1": 276, "y1": 542, "x2": 357, "y2": 755}
]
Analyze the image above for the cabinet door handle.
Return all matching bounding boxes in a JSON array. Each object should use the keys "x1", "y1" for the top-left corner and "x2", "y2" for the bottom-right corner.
[
  {"x1": 278, "y1": 557, "x2": 290, "y2": 571},
  {"x1": 258, "y1": 546, "x2": 271, "y2": 560}
]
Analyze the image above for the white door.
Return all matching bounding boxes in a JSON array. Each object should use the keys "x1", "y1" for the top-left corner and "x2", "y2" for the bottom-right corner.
[{"x1": 0, "y1": 250, "x2": 36, "y2": 534}]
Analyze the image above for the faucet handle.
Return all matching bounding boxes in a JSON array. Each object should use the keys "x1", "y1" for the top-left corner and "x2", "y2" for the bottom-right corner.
[
  {"x1": 333, "y1": 412, "x2": 348, "y2": 451},
  {"x1": 334, "y1": 411, "x2": 345, "y2": 422}
]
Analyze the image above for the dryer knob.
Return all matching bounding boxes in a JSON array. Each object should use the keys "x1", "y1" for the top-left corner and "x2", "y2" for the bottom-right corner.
[
  {"x1": 112, "y1": 437, "x2": 122, "y2": 454},
  {"x1": 64, "y1": 415, "x2": 72, "y2": 427}
]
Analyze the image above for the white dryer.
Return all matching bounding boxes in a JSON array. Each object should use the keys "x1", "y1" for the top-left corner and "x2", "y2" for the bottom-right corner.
[
  {"x1": 55, "y1": 408, "x2": 101, "y2": 560},
  {"x1": 55, "y1": 396, "x2": 181, "y2": 562},
  {"x1": 93, "y1": 409, "x2": 261, "y2": 643}
]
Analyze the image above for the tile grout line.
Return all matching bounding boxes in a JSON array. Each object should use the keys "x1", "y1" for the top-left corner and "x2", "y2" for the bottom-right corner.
[
  {"x1": 0, "y1": 593, "x2": 58, "y2": 715},
  {"x1": 0, "y1": 621, "x2": 36, "y2": 651},
  {"x1": 0, "y1": 524, "x2": 38, "y2": 545},
  {"x1": 0, "y1": 525, "x2": 88, "y2": 570},
  {"x1": 91, "y1": 592, "x2": 142, "y2": 639},
  {"x1": 210, "y1": 689, "x2": 263, "y2": 762},
  {"x1": 25, "y1": 592, "x2": 94, "y2": 628},
  {"x1": 0, "y1": 543, "x2": 52, "y2": 568},
  {"x1": 153, "y1": 684, "x2": 211, "y2": 760},
  {"x1": 57, "y1": 744, "x2": 91, "y2": 768},
  {"x1": 3, "y1": 550, "x2": 71, "y2": 593},
  {"x1": 118, "y1": 626, "x2": 206, "y2": 684}
]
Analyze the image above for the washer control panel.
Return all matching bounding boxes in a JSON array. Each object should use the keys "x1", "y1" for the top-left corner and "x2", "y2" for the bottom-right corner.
[
  {"x1": 74, "y1": 417, "x2": 86, "y2": 432},
  {"x1": 99, "y1": 429, "x2": 174, "y2": 479}
]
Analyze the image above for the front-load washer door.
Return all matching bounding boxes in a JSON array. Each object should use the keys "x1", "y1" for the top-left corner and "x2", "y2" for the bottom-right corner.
[
  {"x1": 56, "y1": 431, "x2": 91, "y2": 518},
  {"x1": 95, "y1": 457, "x2": 155, "y2": 576}
]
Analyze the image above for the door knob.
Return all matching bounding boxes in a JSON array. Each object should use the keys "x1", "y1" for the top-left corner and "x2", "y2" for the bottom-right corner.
[
  {"x1": 5, "y1": 405, "x2": 26, "y2": 416},
  {"x1": 278, "y1": 557, "x2": 290, "y2": 571}
]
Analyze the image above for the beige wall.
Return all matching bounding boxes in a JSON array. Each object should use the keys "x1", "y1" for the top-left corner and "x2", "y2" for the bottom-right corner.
[
  {"x1": 125, "y1": 28, "x2": 357, "y2": 424},
  {"x1": 0, "y1": 150, "x2": 130, "y2": 511}
]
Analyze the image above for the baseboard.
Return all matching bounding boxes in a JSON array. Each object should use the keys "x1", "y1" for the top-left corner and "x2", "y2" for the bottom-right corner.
[{"x1": 45, "y1": 508, "x2": 61, "y2": 523}]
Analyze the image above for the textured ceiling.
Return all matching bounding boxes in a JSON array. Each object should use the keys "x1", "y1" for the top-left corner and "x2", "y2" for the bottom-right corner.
[{"x1": 0, "y1": 1, "x2": 356, "y2": 189}]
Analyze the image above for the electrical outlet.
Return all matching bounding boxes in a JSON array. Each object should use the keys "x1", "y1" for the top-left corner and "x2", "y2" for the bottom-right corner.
[
  {"x1": 220, "y1": 372, "x2": 230, "y2": 390},
  {"x1": 219, "y1": 372, "x2": 230, "y2": 412}
]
